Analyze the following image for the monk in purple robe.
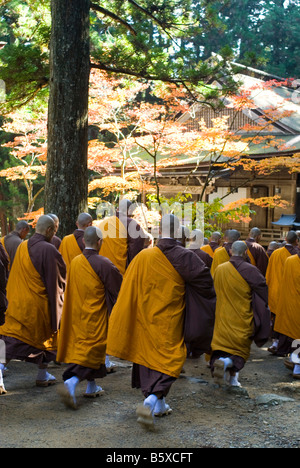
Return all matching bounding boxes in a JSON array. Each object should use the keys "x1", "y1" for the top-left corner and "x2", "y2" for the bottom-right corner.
[
  {"x1": 246, "y1": 227, "x2": 269, "y2": 276},
  {"x1": 1, "y1": 220, "x2": 30, "y2": 269},
  {"x1": 0, "y1": 215, "x2": 66, "y2": 394}
]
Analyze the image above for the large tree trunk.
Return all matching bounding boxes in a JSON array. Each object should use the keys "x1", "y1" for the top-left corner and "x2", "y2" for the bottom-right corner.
[{"x1": 45, "y1": 0, "x2": 90, "y2": 237}]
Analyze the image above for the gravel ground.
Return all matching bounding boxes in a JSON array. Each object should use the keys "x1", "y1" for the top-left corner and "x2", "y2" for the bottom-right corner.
[{"x1": 0, "y1": 341, "x2": 299, "y2": 449}]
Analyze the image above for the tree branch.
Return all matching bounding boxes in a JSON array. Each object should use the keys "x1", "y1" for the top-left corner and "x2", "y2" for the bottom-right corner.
[{"x1": 90, "y1": 2, "x2": 137, "y2": 36}]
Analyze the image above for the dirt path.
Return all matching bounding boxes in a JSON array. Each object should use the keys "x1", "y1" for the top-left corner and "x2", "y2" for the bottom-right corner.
[{"x1": 0, "y1": 341, "x2": 299, "y2": 449}]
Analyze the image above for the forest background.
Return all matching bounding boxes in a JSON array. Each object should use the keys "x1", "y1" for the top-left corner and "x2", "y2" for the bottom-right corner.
[{"x1": 0, "y1": 0, "x2": 300, "y2": 237}]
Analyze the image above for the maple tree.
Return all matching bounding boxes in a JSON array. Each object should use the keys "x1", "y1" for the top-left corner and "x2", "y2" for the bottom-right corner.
[{"x1": 0, "y1": 103, "x2": 47, "y2": 214}]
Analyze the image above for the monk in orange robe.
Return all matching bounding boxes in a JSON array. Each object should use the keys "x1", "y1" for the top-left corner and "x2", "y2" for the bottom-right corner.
[
  {"x1": 210, "y1": 241, "x2": 270, "y2": 387},
  {"x1": 107, "y1": 214, "x2": 216, "y2": 427},
  {"x1": 57, "y1": 226, "x2": 122, "y2": 409},
  {"x1": 274, "y1": 252, "x2": 300, "y2": 378},
  {"x1": 0, "y1": 215, "x2": 66, "y2": 394},
  {"x1": 266, "y1": 231, "x2": 299, "y2": 355},
  {"x1": 201, "y1": 231, "x2": 222, "y2": 258},
  {"x1": 211, "y1": 229, "x2": 241, "y2": 276},
  {"x1": 59, "y1": 212, "x2": 93, "y2": 270},
  {"x1": 97, "y1": 199, "x2": 145, "y2": 276},
  {"x1": 0, "y1": 243, "x2": 8, "y2": 327}
]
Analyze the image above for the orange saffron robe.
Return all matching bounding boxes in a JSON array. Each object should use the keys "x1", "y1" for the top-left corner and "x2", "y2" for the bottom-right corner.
[
  {"x1": 266, "y1": 247, "x2": 292, "y2": 315},
  {"x1": 57, "y1": 254, "x2": 109, "y2": 369},
  {"x1": 211, "y1": 261, "x2": 254, "y2": 361},
  {"x1": 106, "y1": 246, "x2": 186, "y2": 378},
  {"x1": 274, "y1": 254, "x2": 300, "y2": 340},
  {"x1": 59, "y1": 234, "x2": 82, "y2": 270},
  {"x1": 0, "y1": 241, "x2": 57, "y2": 351},
  {"x1": 98, "y1": 216, "x2": 128, "y2": 275}
]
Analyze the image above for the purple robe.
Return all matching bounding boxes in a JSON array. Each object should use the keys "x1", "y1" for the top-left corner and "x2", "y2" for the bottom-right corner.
[
  {"x1": 1, "y1": 233, "x2": 67, "y2": 365},
  {"x1": 246, "y1": 238, "x2": 269, "y2": 276}
]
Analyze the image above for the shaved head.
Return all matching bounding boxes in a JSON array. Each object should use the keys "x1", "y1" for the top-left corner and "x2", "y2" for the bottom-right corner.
[
  {"x1": 286, "y1": 230, "x2": 298, "y2": 245},
  {"x1": 231, "y1": 241, "x2": 248, "y2": 257},
  {"x1": 211, "y1": 231, "x2": 222, "y2": 242},
  {"x1": 77, "y1": 212, "x2": 93, "y2": 230},
  {"x1": 160, "y1": 214, "x2": 180, "y2": 239},
  {"x1": 36, "y1": 215, "x2": 55, "y2": 241},
  {"x1": 84, "y1": 226, "x2": 103, "y2": 249},
  {"x1": 189, "y1": 229, "x2": 204, "y2": 248},
  {"x1": 227, "y1": 229, "x2": 241, "y2": 243},
  {"x1": 250, "y1": 227, "x2": 261, "y2": 240}
]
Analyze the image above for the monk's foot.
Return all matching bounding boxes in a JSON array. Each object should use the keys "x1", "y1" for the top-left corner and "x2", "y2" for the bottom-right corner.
[
  {"x1": 83, "y1": 381, "x2": 105, "y2": 398},
  {"x1": 36, "y1": 372, "x2": 57, "y2": 387},
  {"x1": 58, "y1": 378, "x2": 79, "y2": 410},
  {"x1": 153, "y1": 398, "x2": 172, "y2": 417},
  {"x1": 229, "y1": 372, "x2": 241, "y2": 387},
  {"x1": 292, "y1": 364, "x2": 300, "y2": 380},
  {"x1": 214, "y1": 358, "x2": 233, "y2": 386},
  {"x1": 267, "y1": 340, "x2": 279, "y2": 355},
  {"x1": 136, "y1": 394, "x2": 158, "y2": 429},
  {"x1": 0, "y1": 385, "x2": 7, "y2": 395}
]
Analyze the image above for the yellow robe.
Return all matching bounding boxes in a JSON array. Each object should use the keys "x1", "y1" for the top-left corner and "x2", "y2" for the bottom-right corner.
[
  {"x1": 211, "y1": 261, "x2": 254, "y2": 361},
  {"x1": 0, "y1": 237, "x2": 10, "y2": 270},
  {"x1": 59, "y1": 234, "x2": 82, "y2": 270},
  {"x1": 98, "y1": 216, "x2": 128, "y2": 275},
  {"x1": 0, "y1": 241, "x2": 57, "y2": 351},
  {"x1": 266, "y1": 247, "x2": 292, "y2": 315},
  {"x1": 211, "y1": 247, "x2": 230, "y2": 276},
  {"x1": 274, "y1": 255, "x2": 300, "y2": 340},
  {"x1": 57, "y1": 254, "x2": 108, "y2": 369},
  {"x1": 107, "y1": 246, "x2": 186, "y2": 378},
  {"x1": 201, "y1": 244, "x2": 222, "y2": 258}
]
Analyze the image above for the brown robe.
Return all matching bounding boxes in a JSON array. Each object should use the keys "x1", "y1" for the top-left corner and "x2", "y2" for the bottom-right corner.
[
  {"x1": 190, "y1": 247, "x2": 213, "y2": 269},
  {"x1": 132, "y1": 238, "x2": 216, "y2": 396},
  {"x1": 63, "y1": 248, "x2": 122, "y2": 382},
  {"x1": 2, "y1": 231, "x2": 23, "y2": 267},
  {"x1": 246, "y1": 238, "x2": 269, "y2": 276},
  {"x1": 117, "y1": 212, "x2": 145, "y2": 267},
  {"x1": 1, "y1": 233, "x2": 66, "y2": 365}
]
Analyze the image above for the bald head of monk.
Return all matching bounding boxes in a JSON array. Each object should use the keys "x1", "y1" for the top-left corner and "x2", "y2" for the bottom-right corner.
[
  {"x1": 249, "y1": 227, "x2": 261, "y2": 242},
  {"x1": 15, "y1": 220, "x2": 30, "y2": 239},
  {"x1": 160, "y1": 214, "x2": 181, "y2": 239},
  {"x1": 211, "y1": 231, "x2": 222, "y2": 244},
  {"x1": 84, "y1": 226, "x2": 103, "y2": 252},
  {"x1": 231, "y1": 240, "x2": 248, "y2": 259},
  {"x1": 76, "y1": 212, "x2": 93, "y2": 230},
  {"x1": 189, "y1": 229, "x2": 204, "y2": 249},
  {"x1": 227, "y1": 229, "x2": 241, "y2": 243},
  {"x1": 286, "y1": 230, "x2": 298, "y2": 246},
  {"x1": 47, "y1": 213, "x2": 59, "y2": 234},
  {"x1": 36, "y1": 215, "x2": 55, "y2": 242}
]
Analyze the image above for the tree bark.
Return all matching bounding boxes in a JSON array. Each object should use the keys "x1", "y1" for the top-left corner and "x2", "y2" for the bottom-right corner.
[{"x1": 45, "y1": 0, "x2": 90, "y2": 237}]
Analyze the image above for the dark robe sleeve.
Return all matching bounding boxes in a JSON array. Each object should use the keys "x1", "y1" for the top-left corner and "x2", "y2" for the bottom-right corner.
[
  {"x1": 191, "y1": 248, "x2": 213, "y2": 269},
  {"x1": 84, "y1": 250, "x2": 123, "y2": 314},
  {"x1": 230, "y1": 257, "x2": 271, "y2": 347},
  {"x1": 246, "y1": 240, "x2": 269, "y2": 276},
  {"x1": 157, "y1": 239, "x2": 216, "y2": 354},
  {"x1": 28, "y1": 235, "x2": 67, "y2": 332},
  {"x1": 126, "y1": 218, "x2": 145, "y2": 267}
]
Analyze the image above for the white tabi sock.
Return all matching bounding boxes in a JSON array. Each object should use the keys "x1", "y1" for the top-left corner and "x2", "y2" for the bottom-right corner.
[
  {"x1": 64, "y1": 376, "x2": 79, "y2": 397},
  {"x1": 0, "y1": 363, "x2": 5, "y2": 387},
  {"x1": 85, "y1": 380, "x2": 103, "y2": 394},
  {"x1": 293, "y1": 364, "x2": 300, "y2": 375},
  {"x1": 36, "y1": 368, "x2": 56, "y2": 382},
  {"x1": 144, "y1": 394, "x2": 158, "y2": 413}
]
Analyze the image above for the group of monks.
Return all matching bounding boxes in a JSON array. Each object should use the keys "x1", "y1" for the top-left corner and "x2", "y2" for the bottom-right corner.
[{"x1": 0, "y1": 199, "x2": 299, "y2": 429}]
